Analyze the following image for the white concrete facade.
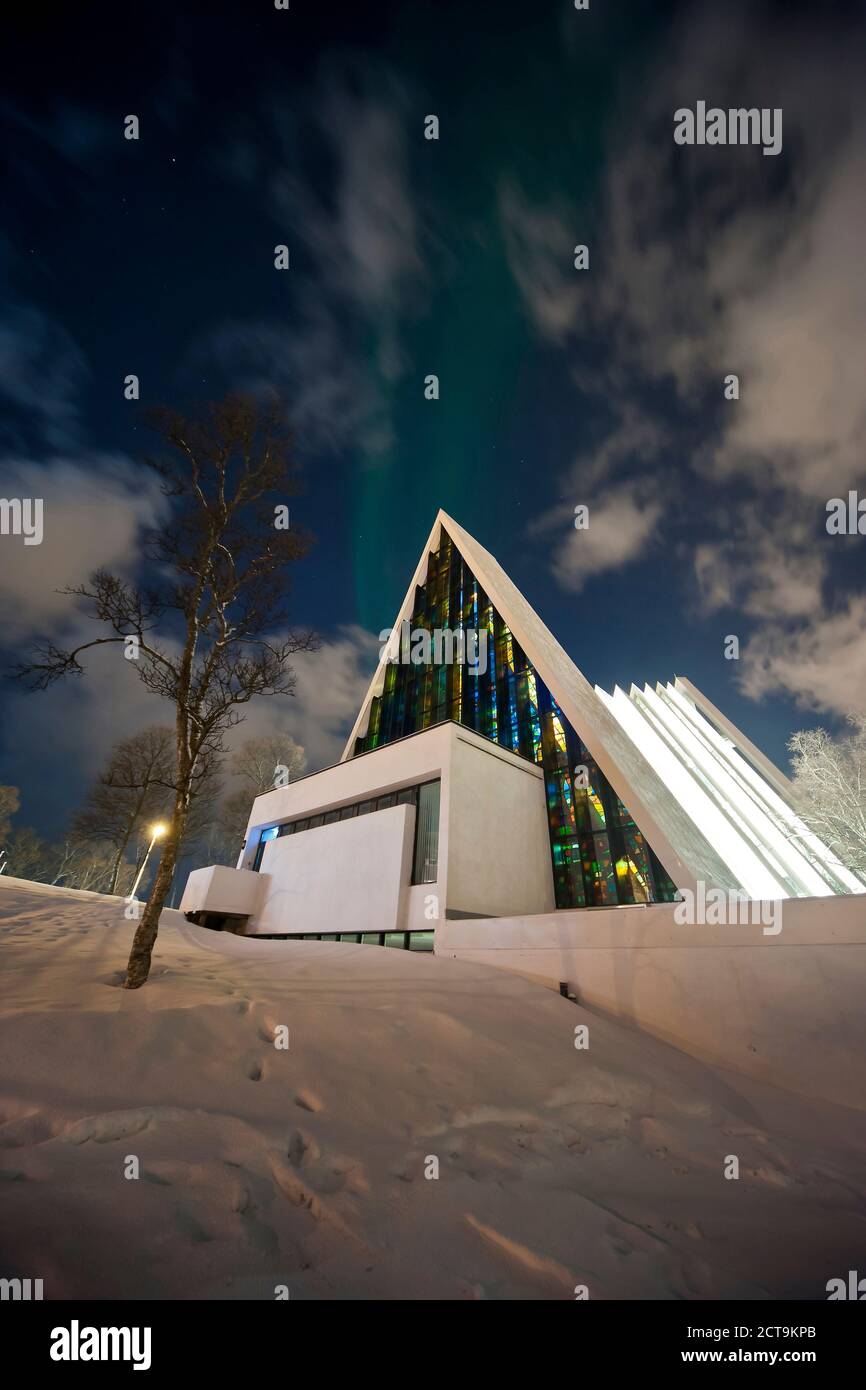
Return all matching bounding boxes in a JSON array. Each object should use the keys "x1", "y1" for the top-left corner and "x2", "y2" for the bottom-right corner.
[
  {"x1": 345, "y1": 512, "x2": 742, "y2": 896},
  {"x1": 595, "y1": 678, "x2": 864, "y2": 900},
  {"x1": 181, "y1": 719, "x2": 555, "y2": 936},
  {"x1": 180, "y1": 864, "x2": 266, "y2": 921},
  {"x1": 438, "y1": 894, "x2": 866, "y2": 1111},
  {"x1": 176, "y1": 508, "x2": 866, "y2": 1123},
  {"x1": 254, "y1": 802, "x2": 416, "y2": 938},
  {"x1": 180, "y1": 509, "x2": 862, "y2": 958}
]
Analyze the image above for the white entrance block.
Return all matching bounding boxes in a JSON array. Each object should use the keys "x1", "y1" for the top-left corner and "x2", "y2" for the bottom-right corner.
[
  {"x1": 249, "y1": 801, "x2": 416, "y2": 936},
  {"x1": 179, "y1": 864, "x2": 267, "y2": 919}
]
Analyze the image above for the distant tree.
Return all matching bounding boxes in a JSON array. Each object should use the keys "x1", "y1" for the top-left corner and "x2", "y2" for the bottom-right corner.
[
  {"x1": 788, "y1": 713, "x2": 866, "y2": 879},
  {"x1": 50, "y1": 839, "x2": 137, "y2": 895},
  {"x1": 71, "y1": 727, "x2": 175, "y2": 893},
  {"x1": 232, "y1": 733, "x2": 306, "y2": 794},
  {"x1": 0, "y1": 785, "x2": 20, "y2": 843},
  {"x1": 3, "y1": 825, "x2": 54, "y2": 882},
  {"x1": 197, "y1": 733, "x2": 306, "y2": 867},
  {"x1": 0, "y1": 786, "x2": 21, "y2": 871},
  {"x1": 1, "y1": 825, "x2": 138, "y2": 894},
  {"x1": 197, "y1": 787, "x2": 251, "y2": 868},
  {"x1": 15, "y1": 394, "x2": 317, "y2": 987}
]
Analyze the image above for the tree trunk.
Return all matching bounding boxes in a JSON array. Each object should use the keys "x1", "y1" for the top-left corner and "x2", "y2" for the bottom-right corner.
[
  {"x1": 111, "y1": 791, "x2": 148, "y2": 895},
  {"x1": 108, "y1": 842, "x2": 125, "y2": 896},
  {"x1": 123, "y1": 799, "x2": 188, "y2": 989},
  {"x1": 124, "y1": 595, "x2": 202, "y2": 989}
]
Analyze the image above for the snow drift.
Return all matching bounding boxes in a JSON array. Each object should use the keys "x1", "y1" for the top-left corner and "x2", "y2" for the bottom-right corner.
[{"x1": 1, "y1": 879, "x2": 865, "y2": 1300}]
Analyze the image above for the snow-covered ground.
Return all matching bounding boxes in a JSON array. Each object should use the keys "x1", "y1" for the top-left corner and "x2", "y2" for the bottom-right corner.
[{"x1": 1, "y1": 877, "x2": 865, "y2": 1300}]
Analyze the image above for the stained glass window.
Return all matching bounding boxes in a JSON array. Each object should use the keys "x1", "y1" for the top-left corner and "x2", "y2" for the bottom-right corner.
[{"x1": 351, "y1": 528, "x2": 678, "y2": 910}]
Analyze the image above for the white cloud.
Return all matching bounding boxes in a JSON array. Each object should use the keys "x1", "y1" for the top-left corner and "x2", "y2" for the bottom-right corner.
[
  {"x1": 0, "y1": 632, "x2": 176, "y2": 831},
  {"x1": 0, "y1": 456, "x2": 166, "y2": 640},
  {"x1": 533, "y1": 487, "x2": 662, "y2": 593},
  {"x1": 205, "y1": 70, "x2": 426, "y2": 465},
  {"x1": 737, "y1": 597, "x2": 866, "y2": 717},
  {"x1": 583, "y1": 17, "x2": 866, "y2": 502},
  {"x1": 499, "y1": 182, "x2": 583, "y2": 343},
  {"x1": 709, "y1": 128, "x2": 866, "y2": 497},
  {"x1": 1, "y1": 617, "x2": 379, "y2": 834},
  {"x1": 511, "y1": 4, "x2": 866, "y2": 715},
  {"x1": 0, "y1": 306, "x2": 89, "y2": 451},
  {"x1": 694, "y1": 514, "x2": 828, "y2": 623},
  {"x1": 226, "y1": 624, "x2": 381, "y2": 772}
]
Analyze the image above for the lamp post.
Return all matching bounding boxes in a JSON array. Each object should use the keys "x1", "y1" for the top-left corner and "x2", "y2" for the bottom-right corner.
[{"x1": 129, "y1": 822, "x2": 167, "y2": 901}]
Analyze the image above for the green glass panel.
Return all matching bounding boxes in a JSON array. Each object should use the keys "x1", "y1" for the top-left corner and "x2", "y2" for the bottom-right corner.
[
  {"x1": 408, "y1": 931, "x2": 434, "y2": 951},
  {"x1": 350, "y1": 526, "x2": 678, "y2": 911}
]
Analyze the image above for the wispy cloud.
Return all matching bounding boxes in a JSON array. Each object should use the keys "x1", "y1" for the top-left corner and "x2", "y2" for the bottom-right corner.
[
  {"x1": 202, "y1": 62, "x2": 428, "y2": 466},
  {"x1": 531, "y1": 486, "x2": 663, "y2": 594},
  {"x1": 737, "y1": 597, "x2": 866, "y2": 716},
  {"x1": 508, "y1": 3, "x2": 866, "y2": 714},
  {"x1": 0, "y1": 456, "x2": 166, "y2": 640},
  {"x1": 0, "y1": 305, "x2": 90, "y2": 452},
  {"x1": 235, "y1": 624, "x2": 380, "y2": 771}
]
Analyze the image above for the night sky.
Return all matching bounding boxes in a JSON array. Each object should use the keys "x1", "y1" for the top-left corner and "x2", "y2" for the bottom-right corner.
[{"x1": 2, "y1": 0, "x2": 865, "y2": 839}]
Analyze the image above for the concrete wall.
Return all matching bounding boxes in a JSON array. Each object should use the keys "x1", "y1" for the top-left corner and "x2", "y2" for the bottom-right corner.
[
  {"x1": 248, "y1": 802, "x2": 415, "y2": 937},
  {"x1": 236, "y1": 721, "x2": 556, "y2": 931},
  {"x1": 438, "y1": 893, "x2": 866, "y2": 1111},
  {"x1": 447, "y1": 732, "x2": 554, "y2": 918},
  {"x1": 405, "y1": 883, "x2": 438, "y2": 931},
  {"x1": 180, "y1": 865, "x2": 265, "y2": 918},
  {"x1": 239, "y1": 722, "x2": 452, "y2": 869}
]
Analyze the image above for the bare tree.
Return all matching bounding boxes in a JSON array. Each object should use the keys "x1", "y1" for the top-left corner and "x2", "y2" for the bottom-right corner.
[
  {"x1": 788, "y1": 713, "x2": 866, "y2": 878},
  {"x1": 232, "y1": 733, "x2": 306, "y2": 794},
  {"x1": 0, "y1": 819, "x2": 136, "y2": 894},
  {"x1": 0, "y1": 786, "x2": 21, "y2": 870},
  {"x1": 15, "y1": 394, "x2": 317, "y2": 987},
  {"x1": 198, "y1": 787, "x2": 252, "y2": 867},
  {"x1": 71, "y1": 727, "x2": 175, "y2": 893},
  {"x1": 50, "y1": 839, "x2": 137, "y2": 895},
  {"x1": 2, "y1": 826, "x2": 54, "y2": 882},
  {"x1": 0, "y1": 786, "x2": 20, "y2": 844},
  {"x1": 195, "y1": 733, "x2": 306, "y2": 867}
]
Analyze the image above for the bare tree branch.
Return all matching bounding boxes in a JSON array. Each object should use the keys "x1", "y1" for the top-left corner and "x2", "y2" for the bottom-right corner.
[{"x1": 14, "y1": 393, "x2": 319, "y2": 986}]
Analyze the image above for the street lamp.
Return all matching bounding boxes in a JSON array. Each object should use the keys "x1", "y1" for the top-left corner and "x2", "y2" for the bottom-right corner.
[{"x1": 128, "y1": 822, "x2": 168, "y2": 901}]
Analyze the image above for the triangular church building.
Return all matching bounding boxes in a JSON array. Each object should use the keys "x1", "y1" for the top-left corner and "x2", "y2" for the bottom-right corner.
[{"x1": 180, "y1": 511, "x2": 863, "y2": 946}]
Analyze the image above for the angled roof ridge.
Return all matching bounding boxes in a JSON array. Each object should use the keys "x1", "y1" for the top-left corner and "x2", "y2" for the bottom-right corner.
[
  {"x1": 342, "y1": 510, "x2": 741, "y2": 893},
  {"x1": 672, "y1": 675, "x2": 794, "y2": 796}
]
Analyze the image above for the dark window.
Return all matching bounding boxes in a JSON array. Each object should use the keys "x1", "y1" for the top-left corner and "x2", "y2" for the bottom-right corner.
[
  {"x1": 251, "y1": 782, "x2": 441, "y2": 876},
  {"x1": 253, "y1": 826, "x2": 278, "y2": 871},
  {"x1": 412, "y1": 781, "x2": 440, "y2": 884},
  {"x1": 340, "y1": 932, "x2": 361, "y2": 943},
  {"x1": 384, "y1": 932, "x2": 406, "y2": 949},
  {"x1": 361, "y1": 932, "x2": 382, "y2": 945},
  {"x1": 408, "y1": 931, "x2": 434, "y2": 952}
]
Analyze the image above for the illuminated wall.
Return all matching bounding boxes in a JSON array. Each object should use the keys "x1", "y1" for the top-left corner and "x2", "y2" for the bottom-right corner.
[
  {"x1": 596, "y1": 680, "x2": 865, "y2": 899},
  {"x1": 352, "y1": 529, "x2": 677, "y2": 909}
]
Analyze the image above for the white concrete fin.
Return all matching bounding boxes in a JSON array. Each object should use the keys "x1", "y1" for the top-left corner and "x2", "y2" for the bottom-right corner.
[{"x1": 342, "y1": 509, "x2": 742, "y2": 894}]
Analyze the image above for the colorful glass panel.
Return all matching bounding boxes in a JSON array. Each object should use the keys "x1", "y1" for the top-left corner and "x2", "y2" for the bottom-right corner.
[{"x1": 352, "y1": 528, "x2": 678, "y2": 909}]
